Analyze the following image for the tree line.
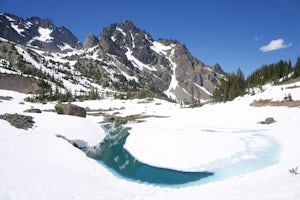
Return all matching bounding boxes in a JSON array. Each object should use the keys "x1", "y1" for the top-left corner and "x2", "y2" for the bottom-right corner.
[{"x1": 213, "y1": 57, "x2": 300, "y2": 102}]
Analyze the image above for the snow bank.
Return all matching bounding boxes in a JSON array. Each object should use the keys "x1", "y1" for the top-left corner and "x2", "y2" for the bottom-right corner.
[
  {"x1": 125, "y1": 118, "x2": 247, "y2": 171},
  {"x1": 0, "y1": 89, "x2": 105, "y2": 147}
]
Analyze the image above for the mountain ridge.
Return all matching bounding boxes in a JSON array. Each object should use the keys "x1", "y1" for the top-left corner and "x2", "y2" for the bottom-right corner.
[
  {"x1": 0, "y1": 13, "x2": 225, "y2": 102},
  {"x1": 0, "y1": 13, "x2": 82, "y2": 52}
]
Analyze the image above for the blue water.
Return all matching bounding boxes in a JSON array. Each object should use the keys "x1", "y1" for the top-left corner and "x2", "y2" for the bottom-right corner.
[
  {"x1": 86, "y1": 124, "x2": 213, "y2": 185},
  {"x1": 86, "y1": 124, "x2": 279, "y2": 186}
]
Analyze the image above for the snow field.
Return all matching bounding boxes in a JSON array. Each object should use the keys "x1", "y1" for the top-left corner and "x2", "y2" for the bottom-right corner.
[{"x1": 0, "y1": 80, "x2": 300, "y2": 199}]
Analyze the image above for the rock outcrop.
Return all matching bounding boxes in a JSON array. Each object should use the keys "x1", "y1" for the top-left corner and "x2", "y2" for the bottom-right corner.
[
  {"x1": 0, "y1": 113, "x2": 35, "y2": 129},
  {"x1": 259, "y1": 117, "x2": 276, "y2": 124},
  {"x1": 0, "y1": 74, "x2": 40, "y2": 94},
  {"x1": 83, "y1": 34, "x2": 99, "y2": 49}
]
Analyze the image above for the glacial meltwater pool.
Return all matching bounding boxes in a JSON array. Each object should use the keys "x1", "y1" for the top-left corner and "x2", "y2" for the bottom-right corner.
[
  {"x1": 86, "y1": 124, "x2": 279, "y2": 186},
  {"x1": 86, "y1": 124, "x2": 213, "y2": 185}
]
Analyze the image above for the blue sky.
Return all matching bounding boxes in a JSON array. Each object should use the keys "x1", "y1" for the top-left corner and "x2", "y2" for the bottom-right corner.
[{"x1": 1, "y1": 0, "x2": 300, "y2": 75}]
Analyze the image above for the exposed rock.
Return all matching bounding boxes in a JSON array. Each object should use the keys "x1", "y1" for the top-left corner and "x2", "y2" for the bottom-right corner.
[
  {"x1": 0, "y1": 96, "x2": 13, "y2": 101},
  {"x1": 83, "y1": 34, "x2": 99, "y2": 49},
  {"x1": 171, "y1": 42, "x2": 224, "y2": 102},
  {"x1": 55, "y1": 103, "x2": 86, "y2": 118},
  {"x1": 259, "y1": 117, "x2": 276, "y2": 125},
  {"x1": 98, "y1": 20, "x2": 225, "y2": 102},
  {"x1": 0, "y1": 113, "x2": 34, "y2": 129},
  {"x1": 56, "y1": 134, "x2": 80, "y2": 148},
  {"x1": 213, "y1": 63, "x2": 226, "y2": 74},
  {"x1": 0, "y1": 74, "x2": 40, "y2": 94},
  {"x1": 24, "y1": 108, "x2": 42, "y2": 113}
]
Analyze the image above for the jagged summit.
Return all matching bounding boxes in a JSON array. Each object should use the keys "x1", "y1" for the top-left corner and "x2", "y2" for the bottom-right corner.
[
  {"x1": 96, "y1": 20, "x2": 225, "y2": 101},
  {"x1": 0, "y1": 13, "x2": 82, "y2": 52},
  {"x1": 27, "y1": 16, "x2": 55, "y2": 29}
]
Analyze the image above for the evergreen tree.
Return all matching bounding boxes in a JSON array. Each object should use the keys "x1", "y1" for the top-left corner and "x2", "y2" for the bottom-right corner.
[
  {"x1": 213, "y1": 68, "x2": 246, "y2": 102},
  {"x1": 247, "y1": 59, "x2": 293, "y2": 87},
  {"x1": 294, "y1": 57, "x2": 300, "y2": 77}
]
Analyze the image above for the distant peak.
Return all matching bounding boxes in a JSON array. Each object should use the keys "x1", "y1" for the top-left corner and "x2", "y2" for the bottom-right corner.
[
  {"x1": 83, "y1": 34, "x2": 99, "y2": 49},
  {"x1": 100, "y1": 19, "x2": 138, "y2": 39},
  {"x1": 116, "y1": 19, "x2": 138, "y2": 31},
  {"x1": 0, "y1": 12, "x2": 82, "y2": 51},
  {"x1": 28, "y1": 16, "x2": 41, "y2": 23},
  {"x1": 122, "y1": 19, "x2": 134, "y2": 26}
]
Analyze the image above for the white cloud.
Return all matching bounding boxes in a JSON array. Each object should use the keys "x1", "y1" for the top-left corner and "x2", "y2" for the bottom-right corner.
[{"x1": 259, "y1": 39, "x2": 292, "y2": 52}]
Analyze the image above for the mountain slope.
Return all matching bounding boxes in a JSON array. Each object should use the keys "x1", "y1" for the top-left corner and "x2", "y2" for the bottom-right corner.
[
  {"x1": 97, "y1": 20, "x2": 225, "y2": 102},
  {"x1": 0, "y1": 14, "x2": 225, "y2": 102}
]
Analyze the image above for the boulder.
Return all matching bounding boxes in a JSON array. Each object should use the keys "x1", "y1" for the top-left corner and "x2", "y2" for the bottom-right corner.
[
  {"x1": 24, "y1": 108, "x2": 42, "y2": 113},
  {"x1": 55, "y1": 103, "x2": 86, "y2": 118},
  {"x1": 259, "y1": 117, "x2": 276, "y2": 124}
]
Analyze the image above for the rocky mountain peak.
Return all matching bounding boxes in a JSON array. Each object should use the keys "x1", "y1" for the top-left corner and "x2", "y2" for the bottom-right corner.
[
  {"x1": 32, "y1": 17, "x2": 55, "y2": 30},
  {"x1": 122, "y1": 19, "x2": 135, "y2": 27},
  {"x1": 99, "y1": 20, "x2": 158, "y2": 66},
  {"x1": 100, "y1": 20, "x2": 152, "y2": 49},
  {"x1": 0, "y1": 13, "x2": 82, "y2": 52},
  {"x1": 213, "y1": 63, "x2": 225, "y2": 74},
  {"x1": 83, "y1": 34, "x2": 99, "y2": 49}
]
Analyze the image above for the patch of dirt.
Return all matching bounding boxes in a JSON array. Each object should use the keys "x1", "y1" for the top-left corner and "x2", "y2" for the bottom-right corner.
[
  {"x1": 250, "y1": 99, "x2": 300, "y2": 107},
  {"x1": 285, "y1": 85, "x2": 300, "y2": 89}
]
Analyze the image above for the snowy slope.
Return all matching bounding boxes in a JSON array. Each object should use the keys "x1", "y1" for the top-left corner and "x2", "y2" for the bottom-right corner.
[
  {"x1": 0, "y1": 42, "x2": 110, "y2": 95},
  {"x1": 0, "y1": 81, "x2": 300, "y2": 199}
]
